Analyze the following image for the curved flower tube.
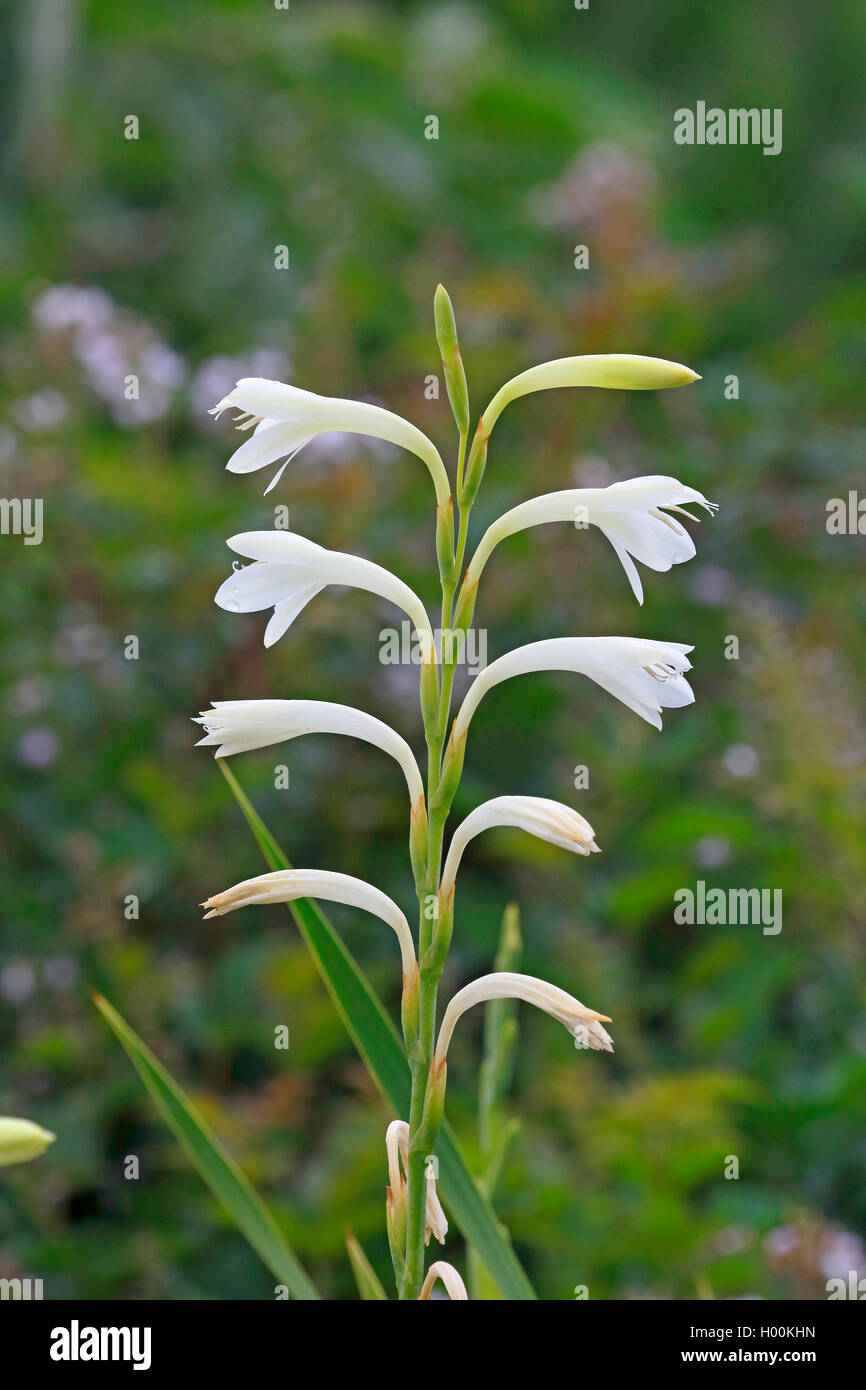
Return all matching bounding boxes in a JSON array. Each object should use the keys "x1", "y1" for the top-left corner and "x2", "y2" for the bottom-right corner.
[
  {"x1": 193, "y1": 699, "x2": 424, "y2": 806},
  {"x1": 418, "y1": 1261, "x2": 468, "y2": 1301},
  {"x1": 201, "y1": 868, "x2": 417, "y2": 982},
  {"x1": 435, "y1": 972, "x2": 614, "y2": 1062},
  {"x1": 215, "y1": 530, "x2": 436, "y2": 655},
  {"x1": 454, "y1": 636, "x2": 694, "y2": 738},
  {"x1": 440, "y1": 795, "x2": 599, "y2": 902},
  {"x1": 212, "y1": 376, "x2": 451, "y2": 506},
  {"x1": 0, "y1": 1117, "x2": 56, "y2": 1167},
  {"x1": 385, "y1": 1120, "x2": 447, "y2": 1247},
  {"x1": 465, "y1": 475, "x2": 718, "y2": 605}
]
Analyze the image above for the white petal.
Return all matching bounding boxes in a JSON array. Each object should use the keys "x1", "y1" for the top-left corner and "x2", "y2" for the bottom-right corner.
[
  {"x1": 436, "y1": 972, "x2": 614, "y2": 1060},
  {"x1": 216, "y1": 378, "x2": 450, "y2": 504},
  {"x1": 193, "y1": 699, "x2": 425, "y2": 804},
  {"x1": 441, "y1": 795, "x2": 598, "y2": 894},
  {"x1": 202, "y1": 868, "x2": 416, "y2": 976},
  {"x1": 455, "y1": 637, "x2": 694, "y2": 736}
]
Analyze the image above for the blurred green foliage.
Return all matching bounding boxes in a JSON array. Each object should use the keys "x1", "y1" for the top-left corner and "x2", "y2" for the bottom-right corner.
[{"x1": 1, "y1": 0, "x2": 865, "y2": 1299}]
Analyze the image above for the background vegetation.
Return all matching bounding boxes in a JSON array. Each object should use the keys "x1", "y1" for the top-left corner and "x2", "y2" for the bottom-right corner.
[{"x1": 1, "y1": 0, "x2": 865, "y2": 1298}]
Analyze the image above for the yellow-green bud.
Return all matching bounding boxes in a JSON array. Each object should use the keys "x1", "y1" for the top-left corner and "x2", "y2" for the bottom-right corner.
[
  {"x1": 430, "y1": 725, "x2": 466, "y2": 814},
  {"x1": 0, "y1": 1117, "x2": 55, "y2": 1167},
  {"x1": 459, "y1": 420, "x2": 488, "y2": 508},
  {"x1": 409, "y1": 796, "x2": 429, "y2": 888},
  {"x1": 419, "y1": 653, "x2": 439, "y2": 731},
  {"x1": 434, "y1": 284, "x2": 470, "y2": 435},
  {"x1": 452, "y1": 575, "x2": 478, "y2": 634}
]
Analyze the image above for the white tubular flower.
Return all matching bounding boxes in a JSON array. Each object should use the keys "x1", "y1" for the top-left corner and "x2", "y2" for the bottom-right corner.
[
  {"x1": 454, "y1": 636, "x2": 694, "y2": 736},
  {"x1": 385, "y1": 1120, "x2": 448, "y2": 1247},
  {"x1": 436, "y1": 972, "x2": 614, "y2": 1061},
  {"x1": 202, "y1": 868, "x2": 416, "y2": 978},
  {"x1": 211, "y1": 377, "x2": 451, "y2": 504},
  {"x1": 193, "y1": 699, "x2": 424, "y2": 805},
  {"x1": 466, "y1": 475, "x2": 718, "y2": 604},
  {"x1": 440, "y1": 796, "x2": 599, "y2": 900},
  {"x1": 214, "y1": 530, "x2": 435, "y2": 653},
  {"x1": 481, "y1": 354, "x2": 699, "y2": 435},
  {"x1": 418, "y1": 1261, "x2": 468, "y2": 1301},
  {"x1": 0, "y1": 1117, "x2": 56, "y2": 1167}
]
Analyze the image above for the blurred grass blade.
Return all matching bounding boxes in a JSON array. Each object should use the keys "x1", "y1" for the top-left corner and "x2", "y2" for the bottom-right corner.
[
  {"x1": 345, "y1": 1231, "x2": 389, "y2": 1300},
  {"x1": 218, "y1": 759, "x2": 537, "y2": 1300},
  {"x1": 93, "y1": 991, "x2": 320, "y2": 1301}
]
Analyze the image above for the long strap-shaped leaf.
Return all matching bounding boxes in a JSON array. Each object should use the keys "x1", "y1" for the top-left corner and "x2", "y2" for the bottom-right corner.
[
  {"x1": 94, "y1": 991, "x2": 320, "y2": 1300},
  {"x1": 218, "y1": 760, "x2": 537, "y2": 1300}
]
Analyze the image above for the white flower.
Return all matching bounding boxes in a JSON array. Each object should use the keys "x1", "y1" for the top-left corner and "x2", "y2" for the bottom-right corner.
[
  {"x1": 211, "y1": 377, "x2": 450, "y2": 504},
  {"x1": 201, "y1": 868, "x2": 416, "y2": 978},
  {"x1": 454, "y1": 636, "x2": 694, "y2": 736},
  {"x1": 385, "y1": 1120, "x2": 448, "y2": 1247},
  {"x1": 466, "y1": 475, "x2": 718, "y2": 604},
  {"x1": 193, "y1": 699, "x2": 424, "y2": 805},
  {"x1": 214, "y1": 530, "x2": 434, "y2": 652},
  {"x1": 440, "y1": 795, "x2": 599, "y2": 899},
  {"x1": 436, "y1": 972, "x2": 614, "y2": 1061},
  {"x1": 418, "y1": 1261, "x2": 468, "y2": 1301},
  {"x1": 481, "y1": 354, "x2": 699, "y2": 434},
  {"x1": 0, "y1": 1117, "x2": 56, "y2": 1167}
]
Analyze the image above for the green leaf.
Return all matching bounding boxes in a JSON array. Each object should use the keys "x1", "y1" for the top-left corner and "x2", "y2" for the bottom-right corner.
[
  {"x1": 93, "y1": 990, "x2": 320, "y2": 1301},
  {"x1": 345, "y1": 1231, "x2": 389, "y2": 1300},
  {"x1": 218, "y1": 760, "x2": 537, "y2": 1300}
]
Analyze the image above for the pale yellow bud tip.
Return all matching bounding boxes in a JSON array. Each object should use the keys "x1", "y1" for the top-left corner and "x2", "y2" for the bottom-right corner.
[{"x1": 0, "y1": 1117, "x2": 56, "y2": 1167}]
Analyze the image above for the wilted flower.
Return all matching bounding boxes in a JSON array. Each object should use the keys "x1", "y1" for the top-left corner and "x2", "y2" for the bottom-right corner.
[
  {"x1": 466, "y1": 475, "x2": 717, "y2": 604},
  {"x1": 215, "y1": 530, "x2": 435, "y2": 654},
  {"x1": 440, "y1": 795, "x2": 599, "y2": 901},
  {"x1": 454, "y1": 636, "x2": 694, "y2": 736},
  {"x1": 201, "y1": 867, "x2": 417, "y2": 980},
  {"x1": 418, "y1": 1261, "x2": 468, "y2": 1301},
  {"x1": 193, "y1": 699, "x2": 425, "y2": 805},
  {"x1": 0, "y1": 1117, "x2": 56, "y2": 1167},
  {"x1": 211, "y1": 377, "x2": 450, "y2": 503},
  {"x1": 386, "y1": 1120, "x2": 447, "y2": 1247},
  {"x1": 435, "y1": 972, "x2": 614, "y2": 1062}
]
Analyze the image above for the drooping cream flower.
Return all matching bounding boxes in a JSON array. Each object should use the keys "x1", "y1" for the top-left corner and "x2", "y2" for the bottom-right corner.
[
  {"x1": 0, "y1": 1117, "x2": 56, "y2": 1167},
  {"x1": 214, "y1": 530, "x2": 435, "y2": 653},
  {"x1": 211, "y1": 377, "x2": 451, "y2": 504},
  {"x1": 193, "y1": 699, "x2": 424, "y2": 805},
  {"x1": 440, "y1": 796, "x2": 599, "y2": 901},
  {"x1": 436, "y1": 972, "x2": 614, "y2": 1062},
  {"x1": 465, "y1": 475, "x2": 718, "y2": 604},
  {"x1": 418, "y1": 1261, "x2": 468, "y2": 1301},
  {"x1": 454, "y1": 636, "x2": 694, "y2": 736},
  {"x1": 385, "y1": 1120, "x2": 447, "y2": 1247},
  {"x1": 202, "y1": 868, "x2": 416, "y2": 979}
]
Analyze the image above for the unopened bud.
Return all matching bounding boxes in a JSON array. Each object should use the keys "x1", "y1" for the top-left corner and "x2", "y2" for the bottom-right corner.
[
  {"x1": 436, "y1": 495, "x2": 456, "y2": 586},
  {"x1": 0, "y1": 1117, "x2": 56, "y2": 1167},
  {"x1": 434, "y1": 285, "x2": 470, "y2": 435}
]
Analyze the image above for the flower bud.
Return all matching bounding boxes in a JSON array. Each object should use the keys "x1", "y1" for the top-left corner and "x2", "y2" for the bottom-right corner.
[
  {"x1": 409, "y1": 795, "x2": 429, "y2": 887},
  {"x1": 434, "y1": 285, "x2": 470, "y2": 436},
  {"x1": 436, "y1": 495, "x2": 456, "y2": 587},
  {"x1": 452, "y1": 575, "x2": 478, "y2": 634},
  {"x1": 430, "y1": 725, "x2": 466, "y2": 814},
  {"x1": 0, "y1": 1117, "x2": 55, "y2": 1167},
  {"x1": 459, "y1": 423, "x2": 487, "y2": 508}
]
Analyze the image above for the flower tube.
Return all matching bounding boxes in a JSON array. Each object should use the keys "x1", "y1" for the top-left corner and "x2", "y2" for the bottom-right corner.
[
  {"x1": 212, "y1": 377, "x2": 451, "y2": 505},
  {"x1": 453, "y1": 636, "x2": 694, "y2": 739},
  {"x1": 464, "y1": 475, "x2": 717, "y2": 605},
  {"x1": 215, "y1": 530, "x2": 436, "y2": 657},
  {"x1": 418, "y1": 1261, "x2": 468, "y2": 1301}
]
